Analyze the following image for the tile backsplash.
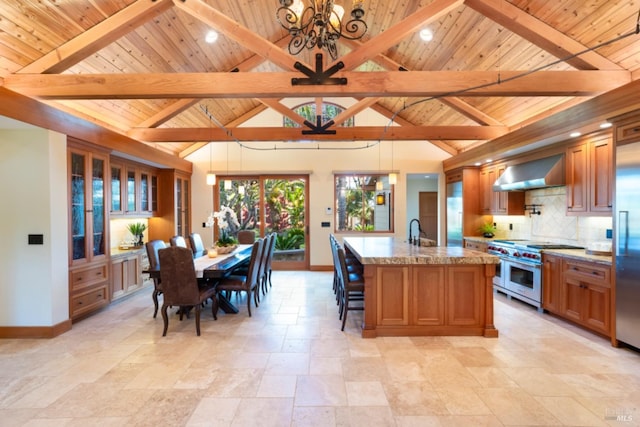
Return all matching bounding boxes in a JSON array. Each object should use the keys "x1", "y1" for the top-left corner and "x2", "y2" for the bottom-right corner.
[{"x1": 493, "y1": 186, "x2": 612, "y2": 246}]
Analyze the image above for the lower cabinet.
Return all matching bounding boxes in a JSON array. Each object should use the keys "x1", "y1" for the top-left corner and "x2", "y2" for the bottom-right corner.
[
  {"x1": 110, "y1": 250, "x2": 146, "y2": 301},
  {"x1": 542, "y1": 255, "x2": 611, "y2": 337},
  {"x1": 69, "y1": 262, "x2": 109, "y2": 320}
]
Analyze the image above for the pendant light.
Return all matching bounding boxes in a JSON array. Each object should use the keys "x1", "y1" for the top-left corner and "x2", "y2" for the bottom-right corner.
[
  {"x1": 206, "y1": 143, "x2": 216, "y2": 185},
  {"x1": 376, "y1": 141, "x2": 383, "y2": 190},
  {"x1": 238, "y1": 145, "x2": 245, "y2": 195},
  {"x1": 224, "y1": 141, "x2": 232, "y2": 190},
  {"x1": 388, "y1": 140, "x2": 397, "y2": 185}
]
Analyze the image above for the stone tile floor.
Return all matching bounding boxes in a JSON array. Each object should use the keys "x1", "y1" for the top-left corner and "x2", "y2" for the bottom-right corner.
[{"x1": 1, "y1": 271, "x2": 639, "y2": 426}]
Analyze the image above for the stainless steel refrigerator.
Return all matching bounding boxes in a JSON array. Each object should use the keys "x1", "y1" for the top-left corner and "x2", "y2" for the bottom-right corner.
[
  {"x1": 615, "y1": 141, "x2": 640, "y2": 349},
  {"x1": 446, "y1": 181, "x2": 463, "y2": 247}
]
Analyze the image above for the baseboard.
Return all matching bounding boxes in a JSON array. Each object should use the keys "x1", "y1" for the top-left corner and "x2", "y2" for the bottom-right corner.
[
  {"x1": 310, "y1": 265, "x2": 333, "y2": 271},
  {"x1": 0, "y1": 319, "x2": 72, "y2": 339}
]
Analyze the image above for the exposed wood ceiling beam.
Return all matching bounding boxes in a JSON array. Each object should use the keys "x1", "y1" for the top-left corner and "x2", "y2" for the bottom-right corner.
[
  {"x1": 18, "y1": 0, "x2": 173, "y2": 74},
  {"x1": 367, "y1": 103, "x2": 460, "y2": 156},
  {"x1": 332, "y1": 98, "x2": 382, "y2": 127},
  {"x1": 128, "y1": 125, "x2": 507, "y2": 142},
  {"x1": 333, "y1": 0, "x2": 465, "y2": 70},
  {"x1": 259, "y1": 99, "x2": 307, "y2": 127},
  {"x1": 443, "y1": 79, "x2": 640, "y2": 170},
  {"x1": 464, "y1": 0, "x2": 622, "y2": 71},
  {"x1": 172, "y1": 0, "x2": 309, "y2": 72},
  {"x1": 6, "y1": 70, "x2": 629, "y2": 99}
]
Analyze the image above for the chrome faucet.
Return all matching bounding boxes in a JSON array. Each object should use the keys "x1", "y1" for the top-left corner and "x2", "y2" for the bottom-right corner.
[{"x1": 409, "y1": 218, "x2": 422, "y2": 246}]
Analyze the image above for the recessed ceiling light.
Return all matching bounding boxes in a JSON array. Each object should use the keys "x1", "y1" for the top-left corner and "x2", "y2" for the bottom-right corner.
[
  {"x1": 419, "y1": 28, "x2": 433, "y2": 42},
  {"x1": 600, "y1": 122, "x2": 612, "y2": 129},
  {"x1": 485, "y1": 159, "x2": 492, "y2": 163},
  {"x1": 474, "y1": 162, "x2": 482, "y2": 166},
  {"x1": 205, "y1": 30, "x2": 218, "y2": 44},
  {"x1": 570, "y1": 131, "x2": 581, "y2": 138}
]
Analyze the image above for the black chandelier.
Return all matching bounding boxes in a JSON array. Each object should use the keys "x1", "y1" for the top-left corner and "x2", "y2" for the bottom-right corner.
[{"x1": 276, "y1": 0, "x2": 367, "y2": 60}]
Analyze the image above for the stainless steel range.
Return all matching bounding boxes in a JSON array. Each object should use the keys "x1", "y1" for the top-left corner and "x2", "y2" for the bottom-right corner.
[{"x1": 487, "y1": 240, "x2": 582, "y2": 310}]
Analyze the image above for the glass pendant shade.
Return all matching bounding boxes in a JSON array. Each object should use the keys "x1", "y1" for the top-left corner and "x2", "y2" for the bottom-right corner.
[
  {"x1": 206, "y1": 172, "x2": 216, "y2": 186},
  {"x1": 388, "y1": 173, "x2": 397, "y2": 185}
]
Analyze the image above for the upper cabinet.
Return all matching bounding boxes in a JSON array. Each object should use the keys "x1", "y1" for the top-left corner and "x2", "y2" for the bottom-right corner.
[
  {"x1": 110, "y1": 157, "x2": 158, "y2": 217},
  {"x1": 566, "y1": 133, "x2": 613, "y2": 216},
  {"x1": 480, "y1": 163, "x2": 524, "y2": 215},
  {"x1": 148, "y1": 169, "x2": 192, "y2": 243}
]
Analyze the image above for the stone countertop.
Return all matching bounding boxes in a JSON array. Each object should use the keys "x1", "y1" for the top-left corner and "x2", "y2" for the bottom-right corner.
[
  {"x1": 343, "y1": 237, "x2": 500, "y2": 265},
  {"x1": 463, "y1": 236, "x2": 612, "y2": 265},
  {"x1": 111, "y1": 247, "x2": 145, "y2": 257},
  {"x1": 542, "y1": 248, "x2": 612, "y2": 266}
]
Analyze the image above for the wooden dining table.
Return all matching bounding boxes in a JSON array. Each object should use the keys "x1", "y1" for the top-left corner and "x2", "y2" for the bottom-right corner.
[{"x1": 145, "y1": 244, "x2": 253, "y2": 314}]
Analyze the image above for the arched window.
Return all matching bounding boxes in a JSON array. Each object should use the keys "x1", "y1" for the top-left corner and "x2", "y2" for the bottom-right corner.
[{"x1": 284, "y1": 102, "x2": 355, "y2": 127}]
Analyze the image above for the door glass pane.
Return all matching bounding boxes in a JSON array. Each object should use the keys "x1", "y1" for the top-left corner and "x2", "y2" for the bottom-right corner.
[
  {"x1": 71, "y1": 153, "x2": 86, "y2": 260},
  {"x1": 176, "y1": 178, "x2": 183, "y2": 237},
  {"x1": 264, "y1": 178, "x2": 306, "y2": 262},
  {"x1": 140, "y1": 172, "x2": 149, "y2": 211},
  {"x1": 127, "y1": 170, "x2": 136, "y2": 212},
  {"x1": 92, "y1": 158, "x2": 105, "y2": 257},
  {"x1": 219, "y1": 179, "x2": 259, "y2": 241},
  {"x1": 111, "y1": 166, "x2": 121, "y2": 212},
  {"x1": 151, "y1": 175, "x2": 158, "y2": 212},
  {"x1": 183, "y1": 179, "x2": 190, "y2": 236}
]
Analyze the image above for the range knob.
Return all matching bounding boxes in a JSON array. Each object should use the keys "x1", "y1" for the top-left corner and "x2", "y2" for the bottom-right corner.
[{"x1": 513, "y1": 252, "x2": 520, "y2": 257}]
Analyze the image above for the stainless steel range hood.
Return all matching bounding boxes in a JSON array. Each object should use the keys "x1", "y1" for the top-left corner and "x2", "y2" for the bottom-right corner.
[{"x1": 493, "y1": 154, "x2": 565, "y2": 191}]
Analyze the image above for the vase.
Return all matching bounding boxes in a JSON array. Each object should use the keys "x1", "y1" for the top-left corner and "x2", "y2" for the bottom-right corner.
[
  {"x1": 215, "y1": 244, "x2": 237, "y2": 254},
  {"x1": 136, "y1": 234, "x2": 144, "y2": 246}
]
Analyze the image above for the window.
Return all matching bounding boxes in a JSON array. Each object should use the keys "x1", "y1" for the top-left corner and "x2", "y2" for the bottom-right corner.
[
  {"x1": 284, "y1": 102, "x2": 355, "y2": 128},
  {"x1": 335, "y1": 174, "x2": 393, "y2": 232}
]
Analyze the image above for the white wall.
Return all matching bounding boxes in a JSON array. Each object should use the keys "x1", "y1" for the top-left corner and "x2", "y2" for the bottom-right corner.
[
  {"x1": 186, "y1": 105, "x2": 449, "y2": 267},
  {"x1": 0, "y1": 129, "x2": 68, "y2": 326}
]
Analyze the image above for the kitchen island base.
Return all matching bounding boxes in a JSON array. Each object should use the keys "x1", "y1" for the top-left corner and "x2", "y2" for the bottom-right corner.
[
  {"x1": 343, "y1": 237, "x2": 499, "y2": 339},
  {"x1": 360, "y1": 263, "x2": 498, "y2": 338}
]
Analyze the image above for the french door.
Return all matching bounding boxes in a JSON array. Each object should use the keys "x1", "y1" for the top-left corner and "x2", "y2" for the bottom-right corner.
[{"x1": 215, "y1": 174, "x2": 309, "y2": 270}]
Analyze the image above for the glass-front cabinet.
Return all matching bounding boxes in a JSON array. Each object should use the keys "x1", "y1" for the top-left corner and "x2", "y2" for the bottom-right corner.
[
  {"x1": 109, "y1": 157, "x2": 156, "y2": 217},
  {"x1": 68, "y1": 139, "x2": 110, "y2": 320}
]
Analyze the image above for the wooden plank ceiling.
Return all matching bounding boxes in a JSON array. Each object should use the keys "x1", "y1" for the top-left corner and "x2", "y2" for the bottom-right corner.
[{"x1": 0, "y1": 0, "x2": 639, "y2": 159}]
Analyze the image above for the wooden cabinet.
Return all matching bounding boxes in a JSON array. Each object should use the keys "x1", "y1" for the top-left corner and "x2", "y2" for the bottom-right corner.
[
  {"x1": 149, "y1": 169, "x2": 191, "y2": 243},
  {"x1": 561, "y1": 259, "x2": 611, "y2": 336},
  {"x1": 464, "y1": 239, "x2": 487, "y2": 252},
  {"x1": 543, "y1": 254, "x2": 612, "y2": 337},
  {"x1": 68, "y1": 140, "x2": 110, "y2": 320},
  {"x1": 110, "y1": 251, "x2": 144, "y2": 300},
  {"x1": 110, "y1": 157, "x2": 158, "y2": 216},
  {"x1": 480, "y1": 164, "x2": 524, "y2": 215},
  {"x1": 542, "y1": 254, "x2": 563, "y2": 313},
  {"x1": 566, "y1": 133, "x2": 612, "y2": 215}
]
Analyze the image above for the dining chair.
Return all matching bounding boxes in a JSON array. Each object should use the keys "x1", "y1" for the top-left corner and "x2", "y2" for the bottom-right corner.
[
  {"x1": 170, "y1": 235, "x2": 187, "y2": 248},
  {"x1": 237, "y1": 230, "x2": 256, "y2": 244},
  {"x1": 215, "y1": 238, "x2": 264, "y2": 317},
  {"x1": 335, "y1": 244, "x2": 364, "y2": 331},
  {"x1": 188, "y1": 232, "x2": 208, "y2": 258},
  {"x1": 158, "y1": 246, "x2": 218, "y2": 336},
  {"x1": 261, "y1": 232, "x2": 277, "y2": 295},
  {"x1": 145, "y1": 239, "x2": 167, "y2": 318}
]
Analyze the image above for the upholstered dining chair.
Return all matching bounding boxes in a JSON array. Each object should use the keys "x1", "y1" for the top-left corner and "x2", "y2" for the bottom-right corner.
[
  {"x1": 145, "y1": 239, "x2": 167, "y2": 318},
  {"x1": 170, "y1": 235, "x2": 187, "y2": 248},
  {"x1": 188, "y1": 232, "x2": 207, "y2": 258},
  {"x1": 261, "y1": 232, "x2": 277, "y2": 295},
  {"x1": 335, "y1": 244, "x2": 364, "y2": 331},
  {"x1": 158, "y1": 246, "x2": 218, "y2": 336},
  {"x1": 237, "y1": 230, "x2": 256, "y2": 244},
  {"x1": 215, "y1": 238, "x2": 264, "y2": 317}
]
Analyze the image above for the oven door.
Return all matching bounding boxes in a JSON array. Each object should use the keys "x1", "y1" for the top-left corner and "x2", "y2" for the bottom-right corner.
[
  {"x1": 504, "y1": 259, "x2": 542, "y2": 303},
  {"x1": 492, "y1": 257, "x2": 505, "y2": 288}
]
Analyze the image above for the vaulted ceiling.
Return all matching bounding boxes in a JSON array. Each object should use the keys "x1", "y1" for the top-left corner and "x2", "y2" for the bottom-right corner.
[{"x1": 1, "y1": 0, "x2": 639, "y2": 161}]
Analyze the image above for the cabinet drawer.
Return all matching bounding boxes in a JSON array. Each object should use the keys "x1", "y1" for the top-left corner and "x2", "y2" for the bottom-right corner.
[
  {"x1": 70, "y1": 264, "x2": 108, "y2": 290},
  {"x1": 70, "y1": 285, "x2": 109, "y2": 317},
  {"x1": 563, "y1": 260, "x2": 610, "y2": 287}
]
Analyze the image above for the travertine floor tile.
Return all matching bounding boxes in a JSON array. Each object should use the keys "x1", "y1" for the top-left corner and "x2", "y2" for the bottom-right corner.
[{"x1": 1, "y1": 271, "x2": 639, "y2": 426}]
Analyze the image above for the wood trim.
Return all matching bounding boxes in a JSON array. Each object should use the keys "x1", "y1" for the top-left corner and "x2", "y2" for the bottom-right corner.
[
  {"x1": 0, "y1": 87, "x2": 192, "y2": 172},
  {"x1": 0, "y1": 319, "x2": 72, "y2": 339}
]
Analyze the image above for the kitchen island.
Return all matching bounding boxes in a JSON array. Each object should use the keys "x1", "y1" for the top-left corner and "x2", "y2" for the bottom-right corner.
[{"x1": 343, "y1": 237, "x2": 500, "y2": 338}]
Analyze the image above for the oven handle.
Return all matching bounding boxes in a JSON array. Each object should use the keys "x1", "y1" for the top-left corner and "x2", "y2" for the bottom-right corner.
[{"x1": 503, "y1": 259, "x2": 541, "y2": 270}]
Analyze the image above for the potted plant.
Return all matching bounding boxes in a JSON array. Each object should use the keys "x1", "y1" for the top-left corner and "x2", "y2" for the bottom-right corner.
[
  {"x1": 478, "y1": 223, "x2": 495, "y2": 238},
  {"x1": 127, "y1": 222, "x2": 147, "y2": 247},
  {"x1": 213, "y1": 206, "x2": 239, "y2": 253}
]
